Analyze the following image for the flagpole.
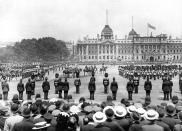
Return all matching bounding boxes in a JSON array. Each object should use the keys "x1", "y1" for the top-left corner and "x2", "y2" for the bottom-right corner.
[{"x1": 147, "y1": 24, "x2": 149, "y2": 37}]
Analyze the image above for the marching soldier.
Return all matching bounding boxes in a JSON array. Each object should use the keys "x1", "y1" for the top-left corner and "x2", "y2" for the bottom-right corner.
[
  {"x1": 144, "y1": 77, "x2": 152, "y2": 97},
  {"x1": 74, "y1": 74, "x2": 81, "y2": 94},
  {"x1": 63, "y1": 78, "x2": 69, "y2": 99},
  {"x1": 42, "y1": 77, "x2": 50, "y2": 100},
  {"x1": 58, "y1": 77, "x2": 64, "y2": 98},
  {"x1": 30, "y1": 74, "x2": 36, "y2": 95},
  {"x1": 25, "y1": 78, "x2": 32, "y2": 100},
  {"x1": 133, "y1": 73, "x2": 139, "y2": 94},
  {"x1": 88, "y1": 78, "x2": 96, "y2": 100},
  {"x1": 103, "y1": 73, "x2": 109, "y2": 94},
  {"x1": 54, "y1": 73, "x2": 59, "y2": 94},
  {"x1": 168, "y1": 76, "x2": 173, "y2": 99},
  {"x1": 162, "y1": 77, "x2": 170, "y2": 100},
  {"x1": 110, "y1": 77, "x2": 118, "y2": 100},
  {"x1": 17, "y1": 79, "x2": 24, "y2": 100},
  {"x1": 126, "y1": 78, "x2": 134, "y2": 100}
]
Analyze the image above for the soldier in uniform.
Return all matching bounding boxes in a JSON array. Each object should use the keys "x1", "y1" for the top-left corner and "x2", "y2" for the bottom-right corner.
[
  {"x1": 90, "y1": 72, "x2": 96, "y2": 82},
  {"x1": 1, "y1": 80, "x2": 9, "y2": 100},
  {"x1": 168, "y1": 76, "x2": 173, "y2": 99},
  {"x1": 17, "y1": 79, "x2": 24, "y2": 100},
  {"x1": 179, "y1": 74, "x2": 182, "y2": 94},
  {"x1": 30, "y1": 74, "x2": 36, "y2": 95},
  {"x1": 54, "y1": 73, "x2": 59, "y2": 94},
  {"x1": 110, "y1": 77, "x2": 118, "y2": 100},
  {"x1": 162, "y1": 77, "x2": 170, "y2": 100},
  {"x1": 58, "y1": 77, "x2": 64, "y2": 98},
  {"x1": 133, "y1": 73, "x2": 139, "y2": 94},
  {"x1": 126, "y1": 78, "x2": 134, "y2": 100},
  {"x1": 88, "y1": 78, "x2": 96, "y2": 100},
  {"x1": 63, "y1": 78, "x2": 69, "y2": 99},
  {"x1": 74, "y1": 74, "x2": 81, "y2": 94},
  {"x1": 25, "y1": 78, "x2": 32, "y2": 100},
  {"x1": 103, "y1": 73, "x2": 109, "y2": 94},
  {"x1": 42, "y1": 77, "x2": 50, "y2": 100},
  {"x1": 144, "y1": 77, "x2": 152, "y2": 97}
]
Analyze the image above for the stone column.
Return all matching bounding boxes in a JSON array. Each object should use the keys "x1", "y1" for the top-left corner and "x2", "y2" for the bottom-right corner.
[{"x1": 86, "y1": 45, "x2": 88, "y2": 61}]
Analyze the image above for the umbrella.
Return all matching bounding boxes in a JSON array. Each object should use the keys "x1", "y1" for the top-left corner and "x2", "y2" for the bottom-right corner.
[{"x1": 84, "y1": 105, "x2": 101, "y2": 113}]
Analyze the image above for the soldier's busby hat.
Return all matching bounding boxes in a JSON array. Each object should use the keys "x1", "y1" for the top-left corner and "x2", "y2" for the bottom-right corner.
[{"x1": 105, "y1": 73, "x2": 108, "y2": 77}]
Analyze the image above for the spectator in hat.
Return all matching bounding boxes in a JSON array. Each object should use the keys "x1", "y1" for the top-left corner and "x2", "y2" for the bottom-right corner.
[
  {"x1": 67, "y1": 95, "x2": 75, "y2": 104},
  {"x1": 103, "y1": 107, "x2": 125, "y2": 131},
  {"x1": 4, "y1": 103, "x2": 23, "y2": 131},
  {"x1": 172, "y1": 96, "x2": 179, "y2": 105},
  {"x1": 13, "y1": 107, "x2": 34, "y2": 131},
  {"x1": 161, "y1": 104, "x2": 180, "y2": 131},
  {"x1": 81, "y1": 113, "x2": 95, "y2": 131},
  {"x1": 56, "y1": 112, "x2": 69, "y2": 131},
  {"x1": 30, "y1": 104, "x2": 39, "y2": 120},
  {"x1": 128, "y1": 112, "x2": 142, "y2": 131},
  {"x1": 79, "y1": 97, "x2": 86, "y2": 104},
  {"x1": 105, "y1": 96, "x2": 115, "y2": 107},
  {"x1": 43, "y1": 113, "x2": 55, "y2": 131},
  {"x1": 155, "y1": 107, "x2": 170, "y2": 131},
  {"x1": 114, "y1": 106, "x2": 130, "y2": 131},
  {"x1": 142, "y1": 109, "x2": 163, "y2": 131},
  {"x1": 11, "y1": 94, "x2": 20, "y2": 105},
  {"x1": 143, "y1": 96, "x2": 151, "y2": 109},
  {"x1": 174, "y1": 111, "x2": 182, "y2": 131},
  {"x1": 92, "y1": 112, "x2": 111, "y2": 131}
]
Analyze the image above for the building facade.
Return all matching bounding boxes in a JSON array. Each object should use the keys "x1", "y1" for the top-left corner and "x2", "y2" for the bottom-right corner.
[{"x1": 76, "y1": 24, "x2": 182, "y2": 63}]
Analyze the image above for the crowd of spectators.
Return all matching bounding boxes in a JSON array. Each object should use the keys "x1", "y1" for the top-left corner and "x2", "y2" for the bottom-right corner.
[{"x1": 0, "y1": 93, "x2": 182, "y2": 131}]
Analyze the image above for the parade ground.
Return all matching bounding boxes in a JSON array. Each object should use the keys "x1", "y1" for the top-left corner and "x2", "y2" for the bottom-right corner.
[{"x1": 4, "y1": 65, "x2": 182, "y2": 105}]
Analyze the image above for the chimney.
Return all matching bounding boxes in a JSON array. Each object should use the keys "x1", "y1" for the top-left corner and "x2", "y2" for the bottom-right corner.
[
  {"x1": 115, "y1": 35, "x2": 117, "y2": 40},
  {"x1": 125, "y1": 35, "x2": 127, "y2": 40},
  {"x1": 97, "y1": 34, "x2": 99, "y2": 40}
]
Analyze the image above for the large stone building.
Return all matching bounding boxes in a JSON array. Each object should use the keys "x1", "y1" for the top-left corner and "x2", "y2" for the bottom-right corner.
[{"x1": 76, "y1": 23, "x2": 182, "y2": 63}]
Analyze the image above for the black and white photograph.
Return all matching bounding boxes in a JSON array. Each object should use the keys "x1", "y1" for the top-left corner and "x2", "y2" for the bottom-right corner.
[{"x1": 0, "y1": 0, "x2": 182, "y2": 131}]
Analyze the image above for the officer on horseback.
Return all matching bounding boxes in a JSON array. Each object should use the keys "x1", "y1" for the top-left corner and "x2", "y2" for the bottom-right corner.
[{"x1": 103, "y1": 73, "x2": 109, "y2": 94}]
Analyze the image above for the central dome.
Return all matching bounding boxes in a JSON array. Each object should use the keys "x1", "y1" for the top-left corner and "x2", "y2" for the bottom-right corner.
[
  {"x1": 129, "y1": 29, "x2": 137, "y2": 36},
  {"x1": 128, "y1": 28, "x2": 139, "y2": 40},
  {"x1": 101, "y1": 25, "x2": 113, "y2": 40}
]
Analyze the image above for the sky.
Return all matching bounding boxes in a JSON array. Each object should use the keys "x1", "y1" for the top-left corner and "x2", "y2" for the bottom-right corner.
[{"x1": 0, "y1": 0, "x2": 181, "y2": 43}]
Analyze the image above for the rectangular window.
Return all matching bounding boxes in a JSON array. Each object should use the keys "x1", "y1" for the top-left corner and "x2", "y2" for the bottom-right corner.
[
  {"x1": 103, "y1": 56, "x2": 105, "y2": 59},
  {"x1": 107, "y1": 56, "x2": 109, "y2": 59},
  {"x1": 92, "y1": 56, "x2": 94, "y2": 59}
]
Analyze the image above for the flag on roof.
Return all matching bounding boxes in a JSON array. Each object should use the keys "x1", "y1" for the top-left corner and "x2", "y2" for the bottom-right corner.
[{"x1": 148, "y1": 23, "x2": 156, "y2": 30}]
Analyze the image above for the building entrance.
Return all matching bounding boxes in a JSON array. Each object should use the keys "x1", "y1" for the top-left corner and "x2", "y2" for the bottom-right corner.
[{"x1": 150, "y1": 56, "x2": 154, "y2": 62}]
